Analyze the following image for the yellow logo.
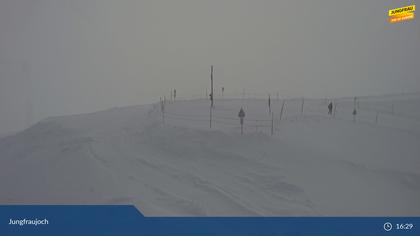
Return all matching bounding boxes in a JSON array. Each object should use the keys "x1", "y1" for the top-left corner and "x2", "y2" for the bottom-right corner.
[
  {"x1": 389, "y1": 5, "x2": 415, "y2": 16},
  {"x1": 388, "y1": 4, "x2": 415, "y2": 23}
]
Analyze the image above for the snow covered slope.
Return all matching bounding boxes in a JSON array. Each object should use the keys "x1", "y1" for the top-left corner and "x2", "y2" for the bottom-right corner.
[{"x1": 0, "y1": 94, "x2": 419, "y2": 216}]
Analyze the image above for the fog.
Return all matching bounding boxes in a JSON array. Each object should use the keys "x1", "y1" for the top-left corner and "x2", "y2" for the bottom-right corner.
[{"x1": 0, "y1": 0, "x2": 419, "y2": 135}]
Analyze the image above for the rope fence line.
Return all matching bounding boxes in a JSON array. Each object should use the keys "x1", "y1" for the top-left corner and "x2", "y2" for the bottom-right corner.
[
  {"x1": 164, "y1": 113, "x2": 272, "y2": 127},
  {"x1": 163, "y1": 110, "x2": 284, "y2": 136},
  {"x1": 157, "y1": 94, "x2": 420, "y2": 136},
  {"x1": 164, "y1": 112, "x2": 273, "y2": 123}
]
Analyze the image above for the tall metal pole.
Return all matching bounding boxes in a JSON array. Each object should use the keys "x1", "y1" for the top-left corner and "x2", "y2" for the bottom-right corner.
[
  {"x1": 301, "y1": 98, "x2": 305, "y2": 116},
  {"x1": 280, "y1": 100, "x2": 285, "y2": 121},
  {"x1": 160, "y1": 97, "x2": 165, "y2": 124},
  {"x1": 271, "y1": 112, "x2": 274, "y2": 136},
  {"x1": 211, "y1": 65, "x2": 214, "y2": 108},
  {"x1": 210, "y1": 65, "x2": 214, "y2": 128},
  {"x1": 210, "y1": 106, "x2": 213, "y2": 128}
]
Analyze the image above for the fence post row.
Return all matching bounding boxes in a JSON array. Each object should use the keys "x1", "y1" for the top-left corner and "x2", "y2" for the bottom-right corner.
[{"x1": 159, "y1": 94, "x2": 406, "y2": 134}]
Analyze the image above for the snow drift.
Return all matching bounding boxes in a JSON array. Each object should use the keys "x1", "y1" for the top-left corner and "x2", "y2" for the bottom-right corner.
[{"x1": 1, "y1": 94, "x2": 419, "y2": 216}]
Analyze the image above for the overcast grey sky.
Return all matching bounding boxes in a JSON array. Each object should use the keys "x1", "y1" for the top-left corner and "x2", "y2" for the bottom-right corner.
[{"x1": 0, "y1": 0, "x2": 419, "y2": 134}]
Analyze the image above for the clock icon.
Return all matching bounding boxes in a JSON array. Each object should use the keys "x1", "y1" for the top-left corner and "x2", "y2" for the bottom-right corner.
[{"x1": 384, "y1": 222, "x2": 393, "y2": 232}]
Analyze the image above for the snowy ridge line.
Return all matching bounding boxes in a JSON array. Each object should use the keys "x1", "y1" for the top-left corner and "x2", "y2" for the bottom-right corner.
[{"x1": 169, "y1": 91, "x2": 420, "y2": 103}]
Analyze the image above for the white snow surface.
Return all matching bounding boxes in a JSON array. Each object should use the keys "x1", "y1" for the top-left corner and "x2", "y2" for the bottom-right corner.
[{"x1": 1, "y1": 94, "x2": 420, "y2": 216}]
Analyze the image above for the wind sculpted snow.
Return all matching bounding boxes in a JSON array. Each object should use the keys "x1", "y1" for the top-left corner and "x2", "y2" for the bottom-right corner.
[{"x1": 0, "y1": 95, "x2": 420, "y2": 216}]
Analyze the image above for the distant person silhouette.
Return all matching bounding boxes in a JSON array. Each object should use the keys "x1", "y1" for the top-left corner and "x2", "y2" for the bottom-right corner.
[
  {"x1": 238, "y1": 107, "x2": 245, "y2": 135},
  {"x1": 238, "y1": 107, "x2": 245, "y2": 121},
  {"x1": 328, "y1": 102, "x2": 333, "y2": 115}
]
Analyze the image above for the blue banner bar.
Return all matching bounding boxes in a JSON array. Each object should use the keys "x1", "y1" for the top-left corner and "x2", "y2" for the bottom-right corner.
[{"x1": 0, "y1": 205, "x2": 419, "y2": 236}]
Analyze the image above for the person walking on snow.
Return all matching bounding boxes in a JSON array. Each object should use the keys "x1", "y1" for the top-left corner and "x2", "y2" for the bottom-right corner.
[
  {"x1": 328, "y1": 102, "x2": 333, "y2": 115},
  {"x1": 238, "y1": 107, "x2": 246, "y2": 135}
]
